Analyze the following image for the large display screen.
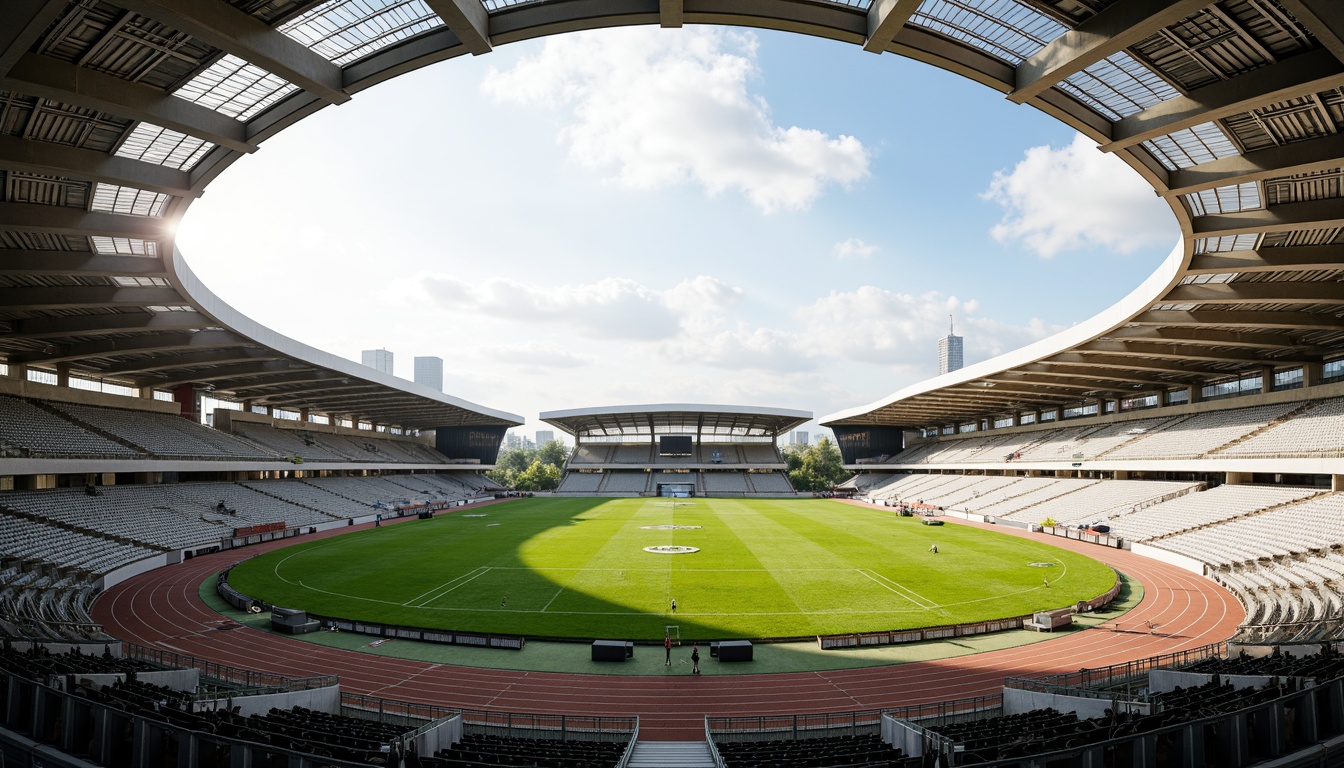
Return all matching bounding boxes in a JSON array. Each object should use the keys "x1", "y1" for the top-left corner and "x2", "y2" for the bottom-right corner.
[{"x1": 659, "y1": 435, "x2": 694, "y2": 456}]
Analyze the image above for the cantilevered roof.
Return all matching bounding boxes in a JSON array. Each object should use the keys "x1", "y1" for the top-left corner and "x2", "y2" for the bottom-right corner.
[
  {"x1": 1, "y1": 0, "x2": 1341, "y2": 432},
  {"x1": 540, "y1": 405, "x2": 811, "y2": 438}
]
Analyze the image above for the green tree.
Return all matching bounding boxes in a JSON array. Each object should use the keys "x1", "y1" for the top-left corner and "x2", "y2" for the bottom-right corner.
[
  {"x1": 536, "y1": 439, "x2": 569, "y2": 470},
  {"x1": 785, "y1": 438, "x2": 851, "y2": 492},
  {"x1": 513, "y1": 460, "x2": 562, "y2": 491}
]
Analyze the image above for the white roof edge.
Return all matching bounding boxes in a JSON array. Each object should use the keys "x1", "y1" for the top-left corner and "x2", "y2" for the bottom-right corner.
[
  {"x1": 169, "y1": 246, "x2": 525, "y2": 426},
  {"x1": 820, "y1": 238, "x2": 1189, "y2": 427},
  {"x1": 540, "y1": 403, "x2": 814, "y2": 421}
]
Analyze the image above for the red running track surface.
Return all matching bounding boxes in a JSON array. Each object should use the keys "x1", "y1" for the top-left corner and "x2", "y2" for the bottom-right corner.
[{"x1": 94, "y1": 504, "x2": 1242, "y2": 740}]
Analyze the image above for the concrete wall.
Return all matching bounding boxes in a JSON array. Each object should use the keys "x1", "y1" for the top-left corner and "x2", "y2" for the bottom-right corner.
[
  {"x1": 195, "y1": 683, "x2": 341, "y2": 717},
  {"x1": 81, "y1": 668, "x2": 200, "y2": 692},
  {"x1": 1150, "y1": 669, "x2": 1275, "y2": 695},
  {"x1": 1002, "y1": 687, "x2": 1150, "y2": 718},
  {"x1": 1130, "y1": 542, "x2": 1207, "y2": 574},
  {"x1": 99, "y1": 553, "x2": 171, "y2": 591}
]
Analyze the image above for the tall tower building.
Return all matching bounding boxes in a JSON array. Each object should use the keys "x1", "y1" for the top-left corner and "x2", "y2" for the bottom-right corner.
[
  {"x1": 414, "y1": 356, "x2": 443, "y2": 391},
  {"x1": 938, "y1": 316, "x2": 964, "y2": 375},
  {"x1": 536, "y1": 430, "x2": 555, "y2": 446},
  {"x1": 790, "y1": 430, "x2": 809, "y2": 446},
  {"x1": 361, "y1": 348, "x2": 394, "y2": 375}
]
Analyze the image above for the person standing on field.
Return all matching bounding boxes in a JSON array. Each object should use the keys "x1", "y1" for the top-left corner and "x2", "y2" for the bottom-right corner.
[{"x1": 665, "y1": 633, "x2": 672, "y2": 666}]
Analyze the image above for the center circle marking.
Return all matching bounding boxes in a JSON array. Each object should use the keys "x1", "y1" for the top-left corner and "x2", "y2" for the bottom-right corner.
[{"x1": 643, "y1": 545, "x2": 700, "y2": 555}]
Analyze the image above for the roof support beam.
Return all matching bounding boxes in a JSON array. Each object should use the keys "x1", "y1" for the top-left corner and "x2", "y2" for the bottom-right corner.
[
  {"x1": 1045, "y1": 354, "x2": 1228, "y2": 376},
  {"x1": 1010, "y1": 365, "x2": 1177, "y2": 390},
  {"x1": 864, "y1": 0, "x2": 920, "y2": 54},
  {"x1": 1164, "y1": 132, "x2": 1344, "y2": 197},
  {"x1": 1191, "y1": 199, "x2": 1344, "y2": 238},
  {"x1": 1186, "y1": 246, "x2": 1344, "y2": 274},
  {"x1": 1160, "y1": 281, "x2": 1344, "y2": 305},
  {"x1": 1009, "y1": 0, "x2": 1209, "y2": 104},
  {"x1": 1276, "y1": 0, "x2": 1344, "y2": 63},
  {"x1": 424, "y1": 0, "x2": 491, "y2": 56},
  {"x1": 5, "y1": 311, "x2": 212, "y2": 340},
  {"x1": 0, "y1": 249, "x2": 168, "y2": 277},
  {"x1": 0, "y1": 135, "x2": 197, "y2": 198},
  {"x1": 1101, "y1": 48, "x2": 1344, "y2": 152},
  {"x1": 140, "y1": 360, "x2": 300, "y2": 388},
  {"x1": 0, "y1": 285, "x2": 183, "y2": 310},
  {"x1": 0, "y1": 201, "x2": 171, "y2": 240},
  {"x1": 0, "y1": 0, "x2": 68, "y2": 79},
  {"x1": 1104, "y1": 325, "x2": 1321, "y2": 349},
  {"x1": 102, "y1": 348, "x2": 278, "y2": 376},
  {"x1": 115, "y1": 0, "x2": 350, "y2": 105},
  {"x1": 12, "y1": 330, "x2": 250, "y2": 366},
  {"x1": 1073, "y1": 340, "x2": 1310, "y2": 364},
  {"x1": 0, "y1": 54, "x2": 255, "y2": 153},
  {"x1": 660, "y1": 0, "x2": 682, "y2": 28},
  {"x1": 1131, "y1": 309, "x2": 1344, "y2": 330}
]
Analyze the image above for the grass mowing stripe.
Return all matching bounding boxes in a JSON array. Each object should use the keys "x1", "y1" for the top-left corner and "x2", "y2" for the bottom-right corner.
[
  {"x1": 226, "y1": 497, "x2": 1118, "y2": 640},
  {"x1": 856, "y1": 569, "x2": 938, "y2": 611},
  {"x1": 406, "y1": 567, "x2": 491, "y2": 608}
]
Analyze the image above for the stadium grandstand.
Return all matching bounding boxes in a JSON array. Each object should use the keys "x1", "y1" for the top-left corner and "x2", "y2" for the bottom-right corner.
[
  {"x1": 4, "y1": 0, "x2": 1344, "y2": 765},
  {"x1": 542, "y1": 404, "x2": 808, "y2": 496}
]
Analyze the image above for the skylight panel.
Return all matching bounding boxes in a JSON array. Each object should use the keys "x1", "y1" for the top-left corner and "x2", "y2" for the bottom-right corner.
[
  {"x1": 1180, "y1": 272, "x2": 1239, "y2": 285},
  {"x1": 92, "y1": 237, "x2": 157, "y2": 256},
  {"x1": 91, "y1": 184, "x2": 170, "y2": 217},
  {"x1": 909, "y1": 0, "x2": 1067, "y2": 65},
  {"x1": 1184, "y1": 183, "x2": 1261, "y2": 217},
  {"x1": 111, "y1": 276, "x2": 169, "y2": 287},
  {"x1": 116, "y1": 123, "x2": 214, "y2": 170},
  {"x1": 1059, "y1": 52, "x2": 1177, "y2": 120},
  {"x1": 1141, "y1": 123, "x2": 1239, "y2": 171},
  {"x1": 1193, "y1": 234, "x2": 1259, "y2": 254},
  {"x1": 173, "y1": 54, "x2": 299, "y2": 120},
  {"x1": 279, "y1": 0, "x2": 445, "y2": 66}
]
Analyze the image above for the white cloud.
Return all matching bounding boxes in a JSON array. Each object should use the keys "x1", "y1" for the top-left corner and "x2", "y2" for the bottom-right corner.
[
  {"x1": 481, "y1": 28, "x2": 870, "y2": 213},
  {"x1": 832, "y1": 237, "x2": 878, "y2": 260},
  {"x1": 983, "y1": 133, "x2": 1175, "y2": 258},
  {"x1": 419, "y1": 273, "x2": 741, "y2": 341}
]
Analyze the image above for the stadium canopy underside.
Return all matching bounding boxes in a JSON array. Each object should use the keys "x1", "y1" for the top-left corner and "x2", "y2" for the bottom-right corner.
[
  {"x1": 0, "y1": 0, "x2": 1342, "y2": 434},
  {"x1": 540, "y1": 404, "x2": 811, "y2": 440}
]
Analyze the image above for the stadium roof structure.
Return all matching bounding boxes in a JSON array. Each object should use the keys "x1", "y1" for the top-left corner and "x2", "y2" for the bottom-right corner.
[
  {"x1": 540, "y1": 404, "x2": 812, "y2": 439},
  {"x1": 0, "y1": 0, "x2": 1341, "y2": 433}
]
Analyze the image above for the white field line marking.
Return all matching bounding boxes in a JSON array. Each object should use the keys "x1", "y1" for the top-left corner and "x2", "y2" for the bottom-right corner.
[
  {"x1": 540, "y1": 584, "x2": 567, "y2": 613},
  {"x1": 856, "y1": 569, "x2": 939, "y2": 610},
  {"x1": 405, "y1": 567, "x2": 491, "y2": 608}
]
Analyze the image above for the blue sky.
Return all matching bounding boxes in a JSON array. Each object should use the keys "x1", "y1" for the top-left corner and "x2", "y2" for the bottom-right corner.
[{"x1": 176, "y1": 26, "x2": 1179, "y2": 441}]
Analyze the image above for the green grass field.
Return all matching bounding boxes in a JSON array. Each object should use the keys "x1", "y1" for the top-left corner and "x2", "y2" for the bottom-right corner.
[{"x1": 226, "y1": 497, "x2": 1117, "y2": 641}]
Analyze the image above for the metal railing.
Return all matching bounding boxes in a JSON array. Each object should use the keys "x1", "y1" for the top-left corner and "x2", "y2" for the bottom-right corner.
[
  {"x1": 125, "y1": 641, "x2": 337, "y2": 693},
  {"x1": 1004, "y1": 641, "x2": 1226, "y2": 696}
]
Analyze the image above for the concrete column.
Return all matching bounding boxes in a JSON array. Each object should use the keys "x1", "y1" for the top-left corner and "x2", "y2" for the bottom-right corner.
[
  {"x1": 1261, "y1": 366, "x2": 1275, "y2": 394},
  {"x1": 171, "y1": 384, "x2": 199, "y2": 422},
  {"x1": 1011, "y1": 413, "x2": 1021, "y2": 427},
  {"x1": 1303, "y1": 362, "x2": 1324, "y2": 388},
  {"x1": 55, "y1": 364, "x2": 70, "y2": 387},
  {"x1": 1187, "y1": 384, "x2": 1202, "y2": 404},
  {"x1": 1094, "y1": 398, "x2": 1106, "y2": 416},
  {"x1": 1052, "y1": 407, "x2": 1064, "y2": 422},
  {"x1": 1333, "y1": 475, "x2": 1343, "y2": 493},
  {"x1": 300, "y1": 408, "x2": 310, "y2": 423},
  {"x1": 139, "y1": 386, "x2": 157, "y2": 400}
]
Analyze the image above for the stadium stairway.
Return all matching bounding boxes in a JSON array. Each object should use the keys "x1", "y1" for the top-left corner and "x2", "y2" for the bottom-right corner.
[{"x1": 627, "y1": 740, "x2": 715, "y2": 768}]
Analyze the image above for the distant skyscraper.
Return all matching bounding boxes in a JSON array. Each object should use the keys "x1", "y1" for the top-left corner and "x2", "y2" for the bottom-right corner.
[
  {"x1": 791, "y1": 430, "x2": 809, "y2": 446},
  {"x1": 414, "y1": 356, "x2": 443, "y2": 391},
  {"x1": 938, "y1": 316, "x2": 964, "y2": 375},
  {"x1": 505, "y1": 432, "x2": 522, "y2": 450},
  {"x1": 536, "y1": 430, "x2": 555, "y2": 446},
  {"x1": 361, "y1": 348, "x2": 394, "y2": 375}
]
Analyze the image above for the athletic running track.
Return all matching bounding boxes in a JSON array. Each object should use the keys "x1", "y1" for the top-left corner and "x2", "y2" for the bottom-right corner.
[{"x1": 94, "y1": 501, "x2": 1242, "y2": 740}]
